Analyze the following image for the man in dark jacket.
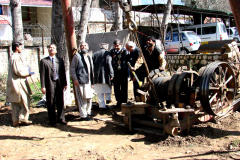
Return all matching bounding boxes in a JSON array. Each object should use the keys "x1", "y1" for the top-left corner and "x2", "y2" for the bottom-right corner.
[
  {"x1": 70, "y1": 42, "x2": 94, "y2": 121},
  {"x1": 40, "y1": 44, "x2": 67, "y2": 126},
  {"x1": 111, "y1": 39, "x2": 129, "y2": 107},
  {"x1": 134, "y1": 36, "x2": 167, "y2": 100},
  {"x1": 92, "y1": 43, "x2": 114, "y2": 110}
]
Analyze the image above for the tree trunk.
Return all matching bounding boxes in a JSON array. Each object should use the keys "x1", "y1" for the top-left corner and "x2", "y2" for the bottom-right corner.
[
  {"x1": 10, "y1": 0, "x2": 24, "y2": 45},
  {"x1": 77, "y1": 0, "x2": 92, "y2": 48},
  {"x1": 51, "y1": 0, "x2": 67, "y2": 60},
  {"x1": 51, "y1": 0, "x2": 71, "y2": 106},
  {"x1": 162, "y1": 0, "x2": 174, "y2": 41},
  {"x1": 114, "y1": 2, "x2": 123, "y2": 31},
  {"x1": 91, "y1": 0, "x2": 99, "y2": 8}
]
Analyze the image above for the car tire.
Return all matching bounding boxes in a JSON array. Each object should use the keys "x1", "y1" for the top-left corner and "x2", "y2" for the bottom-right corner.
[
  {"x1": 180, "y1": 49, "x2": 188, "y2": 54},
  {"x1": 233, "y1": 38, "x2": 238, "y2": 42}
]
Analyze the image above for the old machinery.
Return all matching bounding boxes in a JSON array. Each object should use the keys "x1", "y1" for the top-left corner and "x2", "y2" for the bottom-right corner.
[{"x1": 122, "y1": 62, "x2": 237, "y2": 136}]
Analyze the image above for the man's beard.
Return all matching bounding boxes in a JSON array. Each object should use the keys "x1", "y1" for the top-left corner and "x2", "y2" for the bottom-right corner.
[
  {"x1": 81, "y1": 49, "x2": 88, "y2": 54},
  {"x1": 147, "y1": 43, "x2": 153, "y2": 47}
]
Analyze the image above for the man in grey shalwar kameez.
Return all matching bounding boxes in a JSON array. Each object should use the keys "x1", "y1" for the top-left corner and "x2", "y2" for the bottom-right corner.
[{"x1": 70, "y1": 42, "x2": 94, "y2": 121}]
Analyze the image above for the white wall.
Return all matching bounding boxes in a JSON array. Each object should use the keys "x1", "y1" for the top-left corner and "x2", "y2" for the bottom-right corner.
[{"x1": 0, "y1": 25, "x2": 12, "y2": 41}]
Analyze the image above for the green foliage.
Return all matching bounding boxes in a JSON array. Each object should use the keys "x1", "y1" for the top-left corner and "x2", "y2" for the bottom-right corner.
[
  {"x1": 0, "y1": 74, "x2": 7, "y2": 102},
  {"x1": 29, "y1": 82, "x2": 43, "y2": 106},
  {"x1": 70, "y1": 78, "x2": 73, "y2": 88},
  {"x1": 0, "y1": 94, "x2": 5, "y2": 102},
  {"x1": 231, "y1": 140, "x2": 240, "y2": 147},
  {"x1": 0, "y1": 74, "x2": 7, "y2": 94}
]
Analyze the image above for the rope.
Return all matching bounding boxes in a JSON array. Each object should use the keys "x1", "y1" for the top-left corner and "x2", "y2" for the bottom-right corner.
[
  {"x1": 133, "y1": 31, "x2": 162, "y2": 108},
  {"x1": 136, "y1": 30, "x2": 148, "y2": 37}
]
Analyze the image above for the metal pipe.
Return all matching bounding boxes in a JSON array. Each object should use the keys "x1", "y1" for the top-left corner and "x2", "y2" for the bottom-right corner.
[
  {"x1": 61, "y1": 0, "x2": 77, "y2": 63},
  {"x1": 165, "y1": 124, "x2": 181, "y2": 136},
  {"x1": 61, "y1": 0, "x2": 78, "y2": 108}
]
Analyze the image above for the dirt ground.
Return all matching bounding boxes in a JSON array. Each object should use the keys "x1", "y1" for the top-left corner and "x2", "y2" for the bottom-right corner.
[{"x1": 1, "y1": 82, "x2": 240, "y2": 160}]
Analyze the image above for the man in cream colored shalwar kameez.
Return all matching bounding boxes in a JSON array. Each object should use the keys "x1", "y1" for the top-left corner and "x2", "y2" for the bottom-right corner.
[
  {"x1": 6, "y1": 41, "x2": 33, "y2": 127},
  {"x1": 70, "y1": 42, "x2": 94, "y2": 121}
]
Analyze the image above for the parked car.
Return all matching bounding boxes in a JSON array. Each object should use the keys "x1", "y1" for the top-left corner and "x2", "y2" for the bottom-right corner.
[
  {"x1": 165, "y1": 31, "x2": 201, "y2": 54},
  {"x1": 227, "y1": 27, "x2": 239, "y2": 42},
  {"x1": 174, "y1": 22, "x2": 229, "y2": 42}
]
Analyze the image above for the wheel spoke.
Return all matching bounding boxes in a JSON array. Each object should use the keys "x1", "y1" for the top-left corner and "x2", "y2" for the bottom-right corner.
[
  {"x1": 224, "y1": 75, "x2": 233, "y2": 85},
  {"x1": 227, "y1": 88, "x2": 235, "y2": 92},
  {"x1": 217, "y1": 66, "x2": 223, "y2": 84},
  {"x1": 209, "y1": 86, "x2": 219, "y2": 90},
  {"x1": 224, "y1": 95, "x2": 231, "y2": 105},
  {"x1": 223, "y1": 67, "x2": 228, "y2": 83},
  {"x1": 209, "y1": 92, "x2": 218, "y2": 104},
  {"x1": 211, "y1": 72, "x2": 219, "y2": 86}
]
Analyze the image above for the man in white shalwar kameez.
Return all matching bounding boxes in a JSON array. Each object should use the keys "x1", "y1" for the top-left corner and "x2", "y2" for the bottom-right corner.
[
  {"x1": 70, "y1": 42, "x2": 94, "y2": 121},
  {"x1": 92, "y1": 43, "x2": 114, "y2": 110}
]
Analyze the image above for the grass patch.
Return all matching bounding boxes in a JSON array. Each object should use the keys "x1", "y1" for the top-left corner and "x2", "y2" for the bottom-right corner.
[
  {"x1": 231, "y1": 140, "x2": 240, "y2": 147},
  {"x1": 29, "y1": 82, "x2": 43, "y2": 106},
  {"x1": 0, "y1": 94, "x2": 5, "y2": 102}
]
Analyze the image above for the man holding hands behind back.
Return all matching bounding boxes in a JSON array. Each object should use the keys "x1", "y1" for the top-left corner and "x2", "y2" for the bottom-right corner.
[{"x1": 40, "y1": 44, "x2": 67, "y2": 127}]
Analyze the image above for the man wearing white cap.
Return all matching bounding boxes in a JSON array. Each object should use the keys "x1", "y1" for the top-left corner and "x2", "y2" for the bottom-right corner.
[{"x1": 92, "y1": 43, "x2": 114, "y2": 110}]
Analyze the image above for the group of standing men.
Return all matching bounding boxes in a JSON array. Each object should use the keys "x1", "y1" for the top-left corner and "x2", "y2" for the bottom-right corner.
[
  {"x1": 69, "y1": 36, "x2": 166, "y2": 122},
  {"x1": 6, "y1": 36, "x2": 166, "y2": 127}
]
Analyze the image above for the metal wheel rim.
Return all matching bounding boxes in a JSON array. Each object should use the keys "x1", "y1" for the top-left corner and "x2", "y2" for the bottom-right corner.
[{"x1": 200, "y1": 62, "x2": 236, "y2": 116}]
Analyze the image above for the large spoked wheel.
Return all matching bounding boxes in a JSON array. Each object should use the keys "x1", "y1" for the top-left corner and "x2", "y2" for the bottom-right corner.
[{"x1": 199, "y1": 62, "x2": 236, "y2": 116}]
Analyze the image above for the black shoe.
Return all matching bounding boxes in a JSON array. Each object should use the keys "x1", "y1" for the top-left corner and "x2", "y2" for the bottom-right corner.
[
  {"x1": 116, "y1": 102, "x2": 122, "y2": 107},
  {"x1": 106, "y1": 100, "x2": 112, "y2": 104},
  {"x1": 80, "y1": 117, "x2": 92, "y2": 121},
  {"x1": 99, "y1": 107, "x2": 110, "y2": 111},
  {"x1": 49, "y1": 123, "x2": 57, "y2": 127},
  {"x1": 88, "y1": 113, "x2": 95, "y2": 117},
  {"x1": 114, "y1": 102, "x2": 121, "y2": 108},
  {"x1": 57, "y1": 120, "x2": 68, "y2": 125}
]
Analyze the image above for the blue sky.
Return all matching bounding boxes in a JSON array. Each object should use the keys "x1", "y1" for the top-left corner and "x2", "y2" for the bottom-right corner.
[{"x1": 141, "y1": 0, "x2": 184, "y2": 5}]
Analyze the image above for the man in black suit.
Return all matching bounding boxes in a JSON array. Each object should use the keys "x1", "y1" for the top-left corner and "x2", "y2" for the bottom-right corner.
[{"x1": 40, "y1": 44, "x2": 67, "y2": 126}]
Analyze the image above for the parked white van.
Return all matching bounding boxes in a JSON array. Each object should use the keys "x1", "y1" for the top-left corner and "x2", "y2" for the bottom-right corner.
[{"x1": 175, "y1": 22, "x2": 229, "y2": 42}]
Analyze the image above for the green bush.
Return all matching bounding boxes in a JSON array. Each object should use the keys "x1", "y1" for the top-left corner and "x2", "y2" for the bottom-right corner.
[
  {"x1": 0, "y1": 74, "x2": 7, "y2": 102},
  {"x1": 29, "y1": 81, "x2": 44, "y2": 106},
  {"x1": 0, "y1": 74, "x2": 7, "y2": 94}
]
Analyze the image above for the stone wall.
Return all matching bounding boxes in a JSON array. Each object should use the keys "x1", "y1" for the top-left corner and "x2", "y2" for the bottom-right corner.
[{"x1": 165, "y1": 53, "x2": 229, "y2": 71}]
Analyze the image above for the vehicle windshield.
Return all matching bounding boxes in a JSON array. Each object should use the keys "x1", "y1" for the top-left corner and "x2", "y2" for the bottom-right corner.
[
  {"x1": 220, "y1": 24, "x2": 227, "y2": 33},
  {"x1": 236, "y1": 30, "x2": 239, "y2": 35},
  {"x1": 187, "y1": 32, "x2": 199, "y2": 39}
]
